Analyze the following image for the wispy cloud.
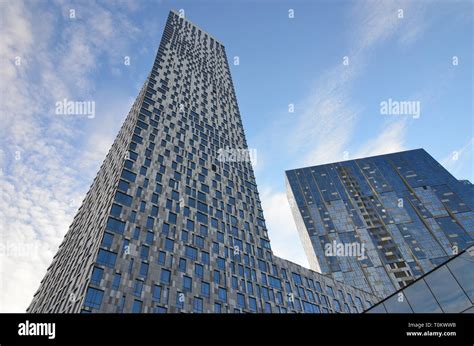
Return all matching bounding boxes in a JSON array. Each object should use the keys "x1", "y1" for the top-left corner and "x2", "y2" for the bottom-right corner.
[
  {"x1": 0, "y1": 0, "x2": 146, "y2": 312},
  {"x1": 441, "y1": 137, "x2": 474, "y2": 181},
  {"x1": 353, "y1": 119, "x2": 408, "y2": 159},
  {"x1": 260, "y1": 188, "x2": 309, "y2": 268}
]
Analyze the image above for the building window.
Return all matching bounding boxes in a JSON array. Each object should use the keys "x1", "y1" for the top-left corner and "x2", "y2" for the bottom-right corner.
[
  {"x1": 112, "y1": 273, "x2": 121, "y2": 290},
  {"x1": 201, "y1": 281, "x2": 210, "y2": 297},
  {"x1": 333, "y1": 299, "x2": 341, "y2": 312},
  {"x1": 165, "y1": 238, "x2": 174, "y2": 251},
  {"x1": 139, "y1": 262, "x2": 149, "y2": 277},
  {"x1": 327, "y1": 285, "x2": 334, "y2": 297},
  {"x1": 193, "y1": 297, "x2": 203, "y2": 313},
  {"x1": 217, "y1": 257, "x2": 225, "y2": 270},
  {"x1": 90, "y1": 267, "x2": 103, "y2": 285},
  {"x1": 106, "y1": 217, "x2": 126, "y2": 234},
  {"x1": 195, "y1": 263, "x2": 204, "y2": 278},
  {"x1": 214, "y1": 303, "x2": 222, "y2": 313},
  {"x1": 237, "y1": 293, "x2": 246, "y2": 309},
  {"x1": 121, "y1": 169, "x2": 137, "y2": 182},
  {"x1": 155, "y1": 306, "x2": 167, "y2": 313},
  {"x1": 201, "y1": 251, "x2": 210, "y2": 265},
  {"x1": 84, "y1": 287, "x2": 104, "y2": 310},
  {"x1": 179, "y1": 258, "x2": 187, "y2": 272},
  {"x1": 110, "y1": 203, "x2": 122, "y2": 217},
  {"x1": 114, "y1": 191, "x2": 133, "y2": 207},
  {"x1": 146, "y1": 231, "x2": 154, "y2": 245},
  {"x1": 218, "y1": 287, "x2": 227, "y2": 302},
  {"x1": 249, "y1": 297, "x2": 257, "y2": 312},
  {"x1": 185, "y1": 245, "x2": 198, "y2": 260},
  {"x1": 161, "y1": 269, "x2": 171, "y2": 284},
  {"x1": 101, "y1": 232, "x2": 114, "y2": 248},
  {"x1": 97, "y1": 249, "x2": 117, "y2": 268},
  {"x1": 134, "y1": 280, "x2": 143, "y2": 297},
  {"x1": 152, "y1": 285, "x2": 161, "y2": 302},
  {"x1": 168, "y1": 212, "x2": 177, "y2": 224},
  {"x1": 183, "y1": 276, "x2": 192, "y2": 292},
  {"x1": 132, "y1": 300, "x2": 143, "y2": 313},
  {"x1": 158, "y1": 251, "x2": 166, "y2": 265},
  {"x1": 140, "y1": 245, "x2": 149, "y2": 260},
  {"x1": 213, "y1": 270, "x2": 220, "y2": 284}
]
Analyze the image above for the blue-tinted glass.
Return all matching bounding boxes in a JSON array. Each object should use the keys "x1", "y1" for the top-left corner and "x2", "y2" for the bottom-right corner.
[
  {"x1": 91, "y1": 267, "x2": 103, "y2": 285},
  {"x1": 106, "y1": 217, "x2": 126, "y2": 234},
  {"x1": 84, "y1": 287, "x2": 104, "y2": 309},
  {"x1": 183, "y1": 276, "x2": 192, "y2": 292},
  {"x1": 114, "y1": 191, "x2": 132, "y2": 207},
  {"x1": 195, "y1": 264, "x2": 203, "y2": 278},
  {"x1": 132, "y1": 300, "x2": 142, "y2": 313},
  {"x1": 152, "y1": 285, "x2": 161, "y2": 302},
  {"x1": 380, "y1": 293, "x2": 412, "y2": 313},
  {"x1": 424, "y1": 265, "x2": 471, "y2": 312},
  {"x1": 193, "y1": 297, "x2": 203, "y2": 313},
  {"x1": 218, "y1": 287, "x2": 227, "y2": 302},
  {"x1": 201, "y1": 282, "x2": 210, "y2": 297},
  {"x1": 146, "y1": 231, "x2": 154, "y2": 245},
  {"x1": 118, "y1": 180, "x2": 129, "y2": 192},
  {"x1": 217, "y1": 257, "x2": 225, "y2": 270},
  {"x1": 165, "y1": 238, "x2": 174, "y2": 251},
  {"x1": 161, "y1": 269, "x2": 171, "y2": 284},
  {"x1": 179, "y1": 258, "x2": 186, "y2": 272},
  {"x1": 447, "y1": 251, "x2": 474, "y2": 301},
  {"x1": 139, "y1": 262, "x2": 149, "y2": 277},
  {"x1": 121, "y1": 169, "x2": 136, "y2": 183},
  {"x1": 140, "y1": 245, "x2": 149, "y2": 259},
  {"x1": 134, "y1": 280, "x2": 143, "y2": 297},
  {"x1": 237, "y1": 293, "x2": 245, "y2": 308},
  {"x1": 168, "y1": 212, "x2": 177, "y2": 224},
  {"x1": 202, "y1": 252, "x2": 210, "y2": 265},
  {"x1": 404, "y1": 279, "x2": 442, "y2": 313},
  {"x1": 133, "y1": 227, "x2": 140, "y2": 240},
  {"x1": 101, "y1": 232, "x2": 114, "y2": 248},
  {"x1": 185, "y1": 246, "x2": 198, "y2": 260},
  {"x1": 158, "y1": 251, "x2": 166, "y2": 265},
  {"x1": 96, "y1": 249, "x2": 117, "y2": 268},
  {"x1": 249, "y1": 297, "x2": 257, "y2": 311},
  {"x1": 155, "y1": 306, "x2": 167, "y2": 313},
  {"x1": 214, "y1": 303, "x2": 222, "y2": 313},
  {"x1": 110, "y1": 203, "x2": 122, "y2": 217},
  {"x1": 112, "y1": 273, "x2": 121, "y2": 290}
]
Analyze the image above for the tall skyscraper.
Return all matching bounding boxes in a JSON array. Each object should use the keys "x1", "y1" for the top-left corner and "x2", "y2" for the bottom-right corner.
[
  {"x1": 286, "y1": 149, "x2": 474, "y2": 298},
  {"x1": 27, "y1": 10, "x2": 376, "y2": 314}
]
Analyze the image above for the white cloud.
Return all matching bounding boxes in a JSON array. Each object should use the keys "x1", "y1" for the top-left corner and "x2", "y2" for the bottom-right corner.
[
  {"x1": 0, "y1": 0, "x2": 145, "y2": 312},
  {"x1": 260, "y1": 188, "x2": 309, "y2": 268},
  {"x1": 441, "y1": 137, "x2": 474, "y2": 181},
  {"x1": 353, "y1": 119, "x2": 408, "y2": 159}
]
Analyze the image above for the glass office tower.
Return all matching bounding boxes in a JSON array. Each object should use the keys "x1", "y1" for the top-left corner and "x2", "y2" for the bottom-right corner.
[
  {"x1": 366, "y1": 245, "x2": 474, "y2": 313},
  {"x1": 286, "y1": 149, "x2": 474, "y2": 299},
  {"x1": 27, "y1": 10, "x2": 376, "y2": 313}
]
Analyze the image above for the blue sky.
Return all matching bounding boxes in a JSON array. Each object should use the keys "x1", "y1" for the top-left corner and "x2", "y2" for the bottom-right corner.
[{"x1": 0, "y1": 0, "x2": 472, "y2": 312}]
